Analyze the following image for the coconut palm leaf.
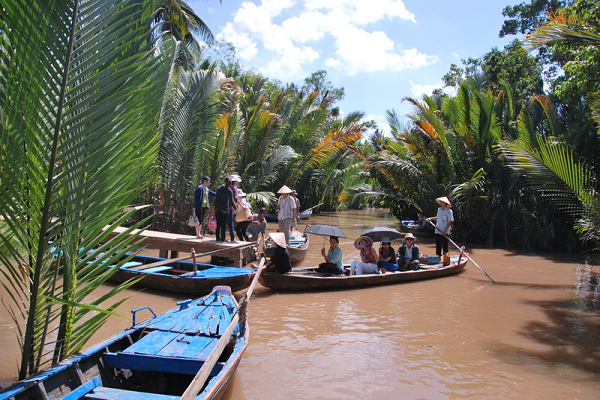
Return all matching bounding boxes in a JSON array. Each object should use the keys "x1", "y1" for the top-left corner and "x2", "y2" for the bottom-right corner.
[
  {"x1": 522, "y1": 11, "x2": 600, "y2": 49},
  {"x1": 0, "y1": 0, "x2": 174, "y2": 378}
]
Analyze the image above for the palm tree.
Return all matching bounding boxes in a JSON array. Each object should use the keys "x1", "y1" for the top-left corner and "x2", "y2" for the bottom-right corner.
[{"x1": 0, "y1": 0, "x2": 175, "y2": 379}]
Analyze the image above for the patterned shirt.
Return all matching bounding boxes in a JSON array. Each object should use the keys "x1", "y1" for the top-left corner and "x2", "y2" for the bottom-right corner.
[{"x1": 277, "y1": 195, "x2": 295, "y2": 220}]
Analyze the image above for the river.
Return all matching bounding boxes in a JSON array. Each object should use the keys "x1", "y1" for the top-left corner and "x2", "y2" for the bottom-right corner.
[{"x1": 1, "y1": 209, "x2": 599, "y2": 399}]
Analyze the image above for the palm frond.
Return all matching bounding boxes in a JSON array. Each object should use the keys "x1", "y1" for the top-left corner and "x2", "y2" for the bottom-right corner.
[{"x1": 0, "y1": 0, "x2": 174, "y2": 378}]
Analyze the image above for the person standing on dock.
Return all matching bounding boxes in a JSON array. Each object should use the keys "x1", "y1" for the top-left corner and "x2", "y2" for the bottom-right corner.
[
  {"x1": 427, "y1": 196, "x2": 454, "y2": 258},
  {"x1": 229, "y1": 174, "x2": 242, "y2": 242},
  {"x1": 214, "y1": 177, "x2": 235, "y2": 243},
  {"x1": 276, "y1": 185, "x2": 296, "y2": 246},
  {"x1": 193, "y1": 176, "x2": 216, "y2": 239}
]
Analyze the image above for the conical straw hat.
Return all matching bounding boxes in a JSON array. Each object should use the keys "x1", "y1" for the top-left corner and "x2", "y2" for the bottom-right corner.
[
  {"x1": 269, "y1": 232, "x2": 287, "y2": 248},
  {"x1": 436, "y1": 196, "x2": 452, "y2": 207},
  {"x1": 277, "y1": 185, "x2": 293, "y2": 194}
]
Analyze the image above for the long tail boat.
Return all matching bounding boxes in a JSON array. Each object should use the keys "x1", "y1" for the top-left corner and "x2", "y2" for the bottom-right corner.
[{"x1": 258, "y1": 256, "x2": 467, "y2": 291}]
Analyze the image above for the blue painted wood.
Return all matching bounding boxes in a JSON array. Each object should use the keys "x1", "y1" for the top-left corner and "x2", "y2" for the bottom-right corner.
[
  {"x1": 62, "y1": 376, "x2": 101, "y2": 400},
  {"x1": 84, "y1": 386, "x2": 181, "y2": 400},
  {"x1": 102, "y1": 353, "x2": 221, "y2": 375},
  {"x1": 140, "y1": 266, "x2": 173, "y2": 273},
  {"x1": 156, "y1": 335, "x2": 214, "y2": 358},
  {"x1": 122, "y1": 331, "x2": 178, "y2": 356}
]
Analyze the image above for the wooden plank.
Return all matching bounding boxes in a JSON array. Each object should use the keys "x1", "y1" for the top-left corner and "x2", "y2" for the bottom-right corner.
[
  {"x1": 62, "y1": 376, "x2": 102, "y2": 400},
  {"x1": 101, "y1": 353, "x2": 210, "y2": 375},
  {"x1": 156, "y1": 335, "x2": 215, "y2": 359},
  {"x1": 121, "y1": 331, "x2": 178, "y2": 356},
  {"x1": 207, "y1": 308, "x2": 220, "y2": 336},
  {"x1": 85, "y1": 386, "x2": 180, "y2": 400}
]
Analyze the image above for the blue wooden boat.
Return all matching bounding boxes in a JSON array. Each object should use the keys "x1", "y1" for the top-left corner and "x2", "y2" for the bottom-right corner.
[
  {"x1": 107, "y1": 254, "x2": 256, "y2": 296},
  {"x1": 265, "y1": 209, "x2": 312, "y2": 223},
  {"x1": 0, "y1": 285, "x2": 248, "y2": 400},
  {"x1": 401, "y1": 219, "x2": 434, "y2": 237}
]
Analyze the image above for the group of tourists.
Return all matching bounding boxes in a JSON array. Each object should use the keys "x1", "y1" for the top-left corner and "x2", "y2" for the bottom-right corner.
[
  {"x1": 193, "y1": 177, "x2": 454, "y2": 276},
  {"x1": 192, "y1": 174, "x2": 268, "y2": 244}
]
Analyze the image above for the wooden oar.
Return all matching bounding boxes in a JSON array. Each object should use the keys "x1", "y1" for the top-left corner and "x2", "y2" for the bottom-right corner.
[
  {"x1": 180, "y1": 257, "x2": 266, "y2": 400},
  {"x1": 428, "y1": 221, "x2": 495, "y2": 283},
  {"x1": 128, "y1": 241, "x2": 257, "y2": 271}
]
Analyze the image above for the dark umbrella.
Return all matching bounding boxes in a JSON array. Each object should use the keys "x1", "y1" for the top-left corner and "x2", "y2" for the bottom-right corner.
[
  {"x1": 360, "y1": 226, "x2": 403, "y2": 242},
  {"x1": 304, "y1": 224, "x2": 348, "y2": 239}
]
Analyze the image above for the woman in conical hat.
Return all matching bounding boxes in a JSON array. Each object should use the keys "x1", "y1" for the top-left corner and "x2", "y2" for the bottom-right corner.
[
  {"x1": 265, "y1": 232, "x2": 292, "y2": 274},
  {"x1": 350, "y1": 236, "x2": 379, "y2": 275},
  {"x1": 427, "y1": 196, "x2": 454, "y2": 257}
]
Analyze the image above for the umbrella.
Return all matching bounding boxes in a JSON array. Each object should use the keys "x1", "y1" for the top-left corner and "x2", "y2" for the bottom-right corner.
[
  {"x1": 360, "y1": 226, "x2": 403, "y2": 242},
  {"x1": 304, "y1": 224, "x2": 348, "y2": 239}
]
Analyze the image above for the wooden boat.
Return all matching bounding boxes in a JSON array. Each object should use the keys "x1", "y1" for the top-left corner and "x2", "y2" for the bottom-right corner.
[
  {"x1": 107, "y1": 254, "x2": 256, "y2": 295},
  {"x1": 258, "y1": 256, "x2": 468, "y2": 291},
  {"x1": 401, "y1": 219, "x2": 434, "y2": 237},
  {"x1": 0, "y1": 285, "x2": 248, "y2": 400},
  {"x1": 265, "y1": 209, "x2": 312, "y2": 222},
  {"x1": 263, "y1": 231, "x2": 309, "y2": 263}
]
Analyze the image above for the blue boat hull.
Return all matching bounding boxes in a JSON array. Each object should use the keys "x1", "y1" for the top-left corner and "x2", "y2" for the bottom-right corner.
[
  {"x1": 107, "y1": 254, "x2": 256, "y2": 295},
  {"x1": 0, "y1": 286, "x2": 248, "y2": 400}
]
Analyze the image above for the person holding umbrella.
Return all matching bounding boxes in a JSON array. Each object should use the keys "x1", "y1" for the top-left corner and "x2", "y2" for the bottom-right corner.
[
  {"x1": 317, "y1": 236, "x2": 343, "y2": 275},
  {"x1": 427, "y1": 196, "x2": 454, "y2": 258},
  {"x1": 378, "y1": 237, "x2": 398, "y2": 272},
  {"x1": 350, "y1": 236, "x2": 380, "y2": 275}
]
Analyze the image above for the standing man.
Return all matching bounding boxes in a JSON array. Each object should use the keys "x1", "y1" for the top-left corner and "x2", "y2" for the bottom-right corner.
[
  {"x1": 246, "y1": 207, "x2": 268, "y2": 244},
  {"x1": 276, "y1": 185, "x2": 295, "y2": 246},
  {"x1": 290, "y1": 190, "x2": 300, "y2": 234},
  {"x1": 214, "y1": 177, "x2": 235, "y2": 243},
  {"x1": 427, "y1": 196, "x2": 454, "y2": 258},
  {"x1": 193, "y1": 176, "x2": 216, "y2": 239}
]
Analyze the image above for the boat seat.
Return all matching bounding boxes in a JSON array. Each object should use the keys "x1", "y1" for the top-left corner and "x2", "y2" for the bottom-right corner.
[
  {"x1": 83, "y1": 386, "x2": 180, "y2": 400},
  {"x1": 102, "y1": 331, "x2": 222, "y2": 375},
  {"x1": 120, "y1": 261, "x2": 143, "y2": 268},
  {"x1": 62, "y1": 376, "x2": 101, "y2": 400},
  {"x1": 140, "y1": 266, "x2": 173, "y2": 273}
]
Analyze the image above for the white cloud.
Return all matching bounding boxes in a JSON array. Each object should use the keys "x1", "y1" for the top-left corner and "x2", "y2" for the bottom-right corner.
[
  {"x1": 409, "y1": 81, "x2": 441, "y2": 98},
  {"x1": 216, "y1": 0, "x2": 433, "y2": 79}
]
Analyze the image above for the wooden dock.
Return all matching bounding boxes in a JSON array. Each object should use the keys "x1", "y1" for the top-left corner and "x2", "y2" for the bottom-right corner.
[{"x1": 105, "y1": 227, "x2": 257, "y2": 268}]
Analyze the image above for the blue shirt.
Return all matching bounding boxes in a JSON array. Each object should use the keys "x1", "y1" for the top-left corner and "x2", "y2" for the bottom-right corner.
[{"x1": 327, "y1": 246, "x2": 343, "y2": 270}]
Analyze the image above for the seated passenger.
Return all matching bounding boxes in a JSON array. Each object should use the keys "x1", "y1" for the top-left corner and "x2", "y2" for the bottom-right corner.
[
  {"x1": 317, "y1": 236, "x2": 343, "y2": 274},
  {"x1": 417, "y1": 212, "x2": 427, "y2": 228},
  {"x1": 265, "y1": 232, "x2": 292, "y2": 274},
  {"x1": 350, "y1": 236, "x2": 380, "y2": 275},
  {"x1": 377, "y1": 237, "x2": 398, "y2": 272},
  {"x1": 397, "y1": 233, "x2": 420, "y2": 270}
]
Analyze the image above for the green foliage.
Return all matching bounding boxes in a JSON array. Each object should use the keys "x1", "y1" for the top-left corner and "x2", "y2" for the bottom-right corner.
[{"x1": 0, "y1": 0, "x2": 174, "y2": 378}]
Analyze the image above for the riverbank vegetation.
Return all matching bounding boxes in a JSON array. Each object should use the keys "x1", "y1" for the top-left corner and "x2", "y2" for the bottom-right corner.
[{"x1": 0, "y1": 0, "x2": 599, "y2": 380}]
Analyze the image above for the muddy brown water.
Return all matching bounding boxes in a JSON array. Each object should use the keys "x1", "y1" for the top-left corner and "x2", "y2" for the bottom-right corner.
[{"x1": 1, "y1": 209, "x2": 599, "y2": 399}]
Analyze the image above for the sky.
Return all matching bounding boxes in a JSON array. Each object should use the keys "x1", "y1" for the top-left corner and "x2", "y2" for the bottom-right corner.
[{"x1": 191, "y1": 0, "x2": 520, "y2": 132}]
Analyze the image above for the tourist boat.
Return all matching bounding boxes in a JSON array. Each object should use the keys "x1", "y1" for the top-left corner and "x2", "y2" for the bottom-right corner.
[
  {"x1": 263, "y1": 231, "x2": 310, "y2": 263},
  {"x1": 0, "y1": 286, "x2": 248, "y2": 400},
  {"x1": 400, "y1": 219, "x2": 434, "y2": 237},
  {"x1": 258, "y1": 255, "x2": 468, "y2": 291},
  {"x1": 106, "y1": 253, "x2": 256, "y2": 295}
]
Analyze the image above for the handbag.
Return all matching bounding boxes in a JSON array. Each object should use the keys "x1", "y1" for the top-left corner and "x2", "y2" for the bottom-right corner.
[
  {"x1": 188, "y1": 211, "x2": 199, "y2": 227},
  {"x1": 235, "y1": 206, "x2": 251, "y2": 222},
  {"x1": 208, "y1": 210, "x2": 217, "y2": 230}
]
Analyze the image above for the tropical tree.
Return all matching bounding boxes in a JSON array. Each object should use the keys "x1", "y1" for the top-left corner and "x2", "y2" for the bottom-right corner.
[{"x1": 0, "y1": 0, "x2": 175, "y2": 379}]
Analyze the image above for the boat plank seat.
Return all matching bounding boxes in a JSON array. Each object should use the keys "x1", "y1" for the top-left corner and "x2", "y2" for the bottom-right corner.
[
  {"x1": 83, "y1": 386, "x2": 180, "y2": 400},
  {"x1": 140, "y1": 266, "x2": 173, "y2": 273},
  {"x1": 120, "y1": 261, "x2": 143, "y2": 269},
  {"x1": 102, "y1": 330, "x2": 222, "y2": 375},
  {"x1": 62, "y1": 376, "x2": 102, "y2": 400}
]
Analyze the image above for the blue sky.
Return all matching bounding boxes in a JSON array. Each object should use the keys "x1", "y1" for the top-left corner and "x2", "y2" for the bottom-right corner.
[{"x1": 191, "y1": 0, "x2": 519, "y2": 131}]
